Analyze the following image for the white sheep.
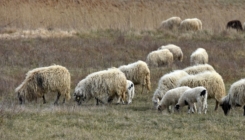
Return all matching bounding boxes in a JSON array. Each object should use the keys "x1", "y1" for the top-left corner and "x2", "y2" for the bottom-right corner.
[
  {"x1": 146, "y1": 49, "x2": 173, "y2": 67},
  {"x1": 179, "y1": 18, "x2": 202, "y2": 31},
  {"x1": 74, "y1": 68, "x2": 127, "y2": 105},
  {"x1": 157, "y1": 86, "x2": 191, "y2": 113},
  {"x1": 175, "y1": 86, "x2": 208, "y2": 114},
  {"x1": 220, "y1": 79, "x2": 245, "y2": 116},
  {"x1": 15, "y1": 65, "x2": 71, "y2": 105},
  {"x1": 158, "y1": 44, "x2": 183, "y2": 62},
  {"x1": 177, "y1": 71, "x2": 226, "y2": 111},
  {"x1": 152, "y1": 70, "x2": 189, "y2": 109},
  {"x1": 118, "y1": 60, "x2": 151, "y2": 94},
  {"x1": 190, "y1": 48, "x2": 208, "y2": 65},
  {"x1": 126, "y1": 80, "x2": 135, "y2": 104},
  {"x1": 159, "y1": 16, "x2": 182, "y2": 30},
  {"x1": 183, "y1": 64, "x2": 215, "y2": 75}
]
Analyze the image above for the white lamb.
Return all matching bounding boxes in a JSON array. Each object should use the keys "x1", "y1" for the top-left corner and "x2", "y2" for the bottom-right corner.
[
  {"x1": 158, "y1": 44, "x2": 183, "y2": 62},
  {"x1": 126, "y1": 80, "x2": 135, "y2": 104},
  {"x1": 146, "y1": 49, "x2": 173, "y2": 67},
  {"x1": 190, "y1": 48, "x2": 208, "y2": 65},
  {"x1": 179, "y1": 18, "x2": 202, "y2": 31},
  {"x1": 159, "y1": 17, "x2": 182, "y2": 30},
  {"x1": 175, "y1": 86, "x2": 208, "y2": 114}
]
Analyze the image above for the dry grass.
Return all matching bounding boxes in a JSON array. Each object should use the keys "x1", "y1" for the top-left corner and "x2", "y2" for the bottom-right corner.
[{"x1": 1, "y1": 0, "x2": 245, "y2": 140}]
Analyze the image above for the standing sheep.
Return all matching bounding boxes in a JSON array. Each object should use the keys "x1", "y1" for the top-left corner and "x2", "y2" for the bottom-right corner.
[
  {"x1": 118, "y1": 60, "x2": 151, "y2": 94},
  {"x1": 226, "y1": 20, "x2": 243, "y2": 31},
  {"x1": 74, "y1": 68, "x2": 127, "y2": 105},
  {"x1": 159, "y1": 17, "x2": 182, "y2": 30},
  {"x1": 158, "y1": 44, "x2": 183, "y2": 62},
  {"x1": 190, "y1": 48, "x2": 208, "y2": 65},
  {"x1": 183, "y1": 64, "x2": 215, "y2": 75},
  {"x1": 152, "y1": 70, "x2": 189, "y2": 109},
  {"x1": 157, "y1": 86, "x2": 191, "y2": 113},
  {"x1": 175, "y1": 86, "x2": 208, "y2": 114},
  {"x1": 126, "y1": 80, "x2": 135, "y2": 104},
  {"x1": 220, "y1": 79, "x2": 245, "y2": 116},
  {"x1": 179, "y1": 18, "x2": 202, "y2": 31},
  {"x1": 15, "y1": 65, "x2": 71, "y2": 105},
  {"x1": 177, "y1": 71, "x2": 226, "y2": 111},
  {"x1": 146, "y1": 49, "x2": 173, "y2": 67}
]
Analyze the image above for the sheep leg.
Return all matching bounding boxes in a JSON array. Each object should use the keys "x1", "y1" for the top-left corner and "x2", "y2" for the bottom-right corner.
[
  {"x1": 141, "y1": 85, "x2": 144, "y2": 94},
  {"x1": 54, "y1": 92, "x2": 61, "y2": 105},
  {"x1": 42, "y1": 95, "x2": 46, "y2": 104},
  {"x1": 243, "y1": 106, "x2": 245, "y2": 116},
  {"x1": 214, "y1": 100, "x2": 219, "y2": 111}
]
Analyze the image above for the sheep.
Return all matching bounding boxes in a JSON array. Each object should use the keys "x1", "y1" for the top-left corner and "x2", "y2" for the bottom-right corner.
[
  {"x1": 152, "y1": 70, "x2": 189, "y2": 109},
  {"x1": 190, "y1": 48, "x2": 208, "y2": 65},
  {"x1": 15, "y1": 65, "x2": 71, "y2": 105},
  {"x1": 159, "y1": 16, "x2": 182, "y2": 30},
  {"x1": 126, "y1": 80, "x2": 135, "y2": 104},
  {"x1": 157, "y1": 86, "x2": 191, "y2": 113},
  {"x1": 183, "y1": 64, "x2": 215, "y2": 75},
  {"x1": 175, "y1": 86, "x2": 208, "y2": 114},
  {"x1": 177, "y1": 71, "x2": 226, "y2": 111},
  {"x1": 146, "y1": 49, "x2": 173, "y2": 67},
  {"x1": 74, "y1": 68, "x2": 127, "y2": 105},
  {"x1": 158, "y1": 44, "x2": 183, "y2": 61},
  {"x1": 179, "y1": 18, "x2": 202, "y2": 31},
  {"x1": 118, "y1": 60, "x2": 151, "y2": 94},
  {"x1": 226, "y1": 20, "x2": 243, "y2": 31},
  {"x1": 220, "y1": 79, "x2": 245, "y2": 116}
]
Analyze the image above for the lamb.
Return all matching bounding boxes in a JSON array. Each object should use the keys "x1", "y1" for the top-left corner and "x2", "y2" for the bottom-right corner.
[
  {"x1": 126, "y1": 80, "x2": 135, "y2": 104},
  {"x1": 183, "y1": 64, "x2": 215, "y2": 75},
  {"x1": 152, "y1": 70, "x2": 189, "y2": 109},
  {"x1": 15, "y1": 65, "x2": 71, "y2": 105},
  {"x1": 74, "y1": 68, "x2": 127, "y2": 105},
  {"x1": 220, "y1": 79, "x2": 245, "y2": 116},
  {"x1": 190, "y1": 48, "x2": 208, "y2": 65},
  {"x1": 157, "y1": 86, "x2": 191, "y2": 113},
  {"x1": 175, "y1": 86, "x2": 208, "y2": 114},
  {"x1": 146, "y1": 49, "x2": 173, "y2": 67},
  {"x1": 118, "y1": 60, "x2": 151, "y2": 94},
  {"x1": 179, "y1": 18, "x2": 202, "y2": 31},
  {"x1": 177, "y1": 71, "x2": 226, "y2": 111},
  {"x1": 226, "y1": 20, "x2": 243, "y2": 31},
  {"x1": 159, "y1": 16, "x2": 182, "y2": 30},
  {"x1": 158, "y1": 44, "x2": 183, "y2": 62}
]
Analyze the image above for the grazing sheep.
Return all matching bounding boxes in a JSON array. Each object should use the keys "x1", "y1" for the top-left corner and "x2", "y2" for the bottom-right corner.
[
  {"x1": 152, "y1": 70, "x2": 189, "y2": 109},
  {"x1": 157, "y1": 86, "x2": 191, "y2": 113},
  {"x1": 226, "y1": 20, "x2": 243, "y2": 31},
  {"x1": 158, "y1": 44, "x2": 183, "y2": 61},
  {"x1": 118, "y1": 60, "x2": 151, "y2": 94},
  {"x1": 175, "y1": 86, "x2": 208, "y2": 114},
  {"x1": 159, "y1": 16, "x2": 182, "y2": 30},
  {"x1": 74, "y1": 68, "x2": 127, "y2": 105},
  {"x1": 179, "y1": 18, "x2": 202, "y2": 31},
  {"x1": 126, "y1": 80, "x2": 135, "y2": 104},
  {"x1": 146, "y1": 49, "x2": 173, "y2": 67},
  {"x1": 190, "y1": 48, "x2": 208, "y2": 65},
  {"x1": 177, "y1": 71, "x2": 226, "y2": 111},
  {"x1": 15, "y1": 65, "x2": 71, "y2": 105},
  {"x1": 183, "y1": 64, "x2": 215, "y2": 75},
  {"x1": 220, "y1": 79, "x2": 245, "y2": 116}
]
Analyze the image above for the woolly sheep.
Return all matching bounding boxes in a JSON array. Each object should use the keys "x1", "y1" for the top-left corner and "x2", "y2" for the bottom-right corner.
[
  {"x1": 179, "y1": 18, "x2": 202, "y2": 31},
  {"x1": 118, "y1": 60, "x2": 151, "y2": 94},
  {"x1": 146, "y1": 49, "x2": 173, "y2": 67},
  {"x1": 157, "y1": 86, "x2": 191, "y2": 113},
  {"x1": 126, "y1": 80, "x2": 135, "y2": 104},
  {"x1": 74, "y1": 68, "x2": 127, "y2": 105},
  {"x1": 158, "y1": 44, "x2": 183, "y2": 61},
  {"x1": 175, "y1": 86, "x2": 208, "y2": 114},
  {"x1": 220, "y1": 79, "x2": 245, "y2": 116},
  {"x1": 183, "y1": 64, "x2": 215, "y2": 75},
  {"x1": 159, "y1": 16, "x2": 182, "y2": 30},
  {"x1": 152, "y1": 70, "x2": 189, "y2": 109},
  {"x1": 15, "y1": 65, "x2": 71, "y2": 105},
  {"x1": 190, "y1": 48, "x2": 208, "y2": 65},
  {"x1": 177, "y1": 71, "x2": 226, "y2": 111}
]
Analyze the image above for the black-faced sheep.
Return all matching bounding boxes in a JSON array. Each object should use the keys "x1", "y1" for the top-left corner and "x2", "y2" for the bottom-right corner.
[
  {"x1": 126, "y1": 80, "x2": 135, "y2": 104},
  {"x1": 152, "y1": 70, "x2": 189, "y2": 109},
  {"x1": 158, "y1": 44, "x2": 183, "y2": 62},
  {"x1": 179, "y1": 18, "x2": 202, "y2": 31},
  {"x1": 177, "y1": 71, "x2": 226, "y2": 111},
  {"x1": 159, "y1": 16, "x2": 182, "y2": 30},
  {"x1": 226, "y1": 20, "x2": 243, "y2": 31},
  {"x1": 15, "y1": 65, "x2": 71, "y2": 105},
  {"x1": 118, "y1": 60, "x2": 151, "y2": 94},
  {"x1": 175, "y1": 86, "x2": 208, "y2": 114},
  {"x1": 183, "y1": 64, "x2": 215, "y2": 75},
  {"x1": 157, "y1": 86, "x2": 191, "y2": 113},
  {"x1": 74, "y1": 68, "x2": 127, "y2": 105},
  {"x1": 146, "y1": 49, "x2": 173, "y2": 67},
  {"x1": 220, "y1": 79, "x2": 245, "y2": 116},
  {"x1": 190, "y1": 48, "x2": 208, "y2": 65}
]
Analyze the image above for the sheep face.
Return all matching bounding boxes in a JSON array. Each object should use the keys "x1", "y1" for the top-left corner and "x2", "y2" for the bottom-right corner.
[
  {"x1": 220, "y1": 100, "x2": 231, "y2": 115},
  {"x1": 74, "y1": 88, "x2": 86, "y2": 105},
  {"x1": 17, "y1": 92, "x2": 24, "y2": 104},
  {"x1": 157, "y1": 104, "x2": 166, "y2": 111}
]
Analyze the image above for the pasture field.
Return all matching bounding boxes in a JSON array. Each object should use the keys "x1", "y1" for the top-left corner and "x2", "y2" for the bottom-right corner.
[{"x1": 1, "y1": 0, "x2": 245, "y2": 140}]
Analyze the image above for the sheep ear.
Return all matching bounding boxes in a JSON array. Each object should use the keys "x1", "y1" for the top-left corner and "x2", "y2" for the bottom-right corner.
[{"x1": 200, "y1": 90, "x2": 206, "y2": 96}]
